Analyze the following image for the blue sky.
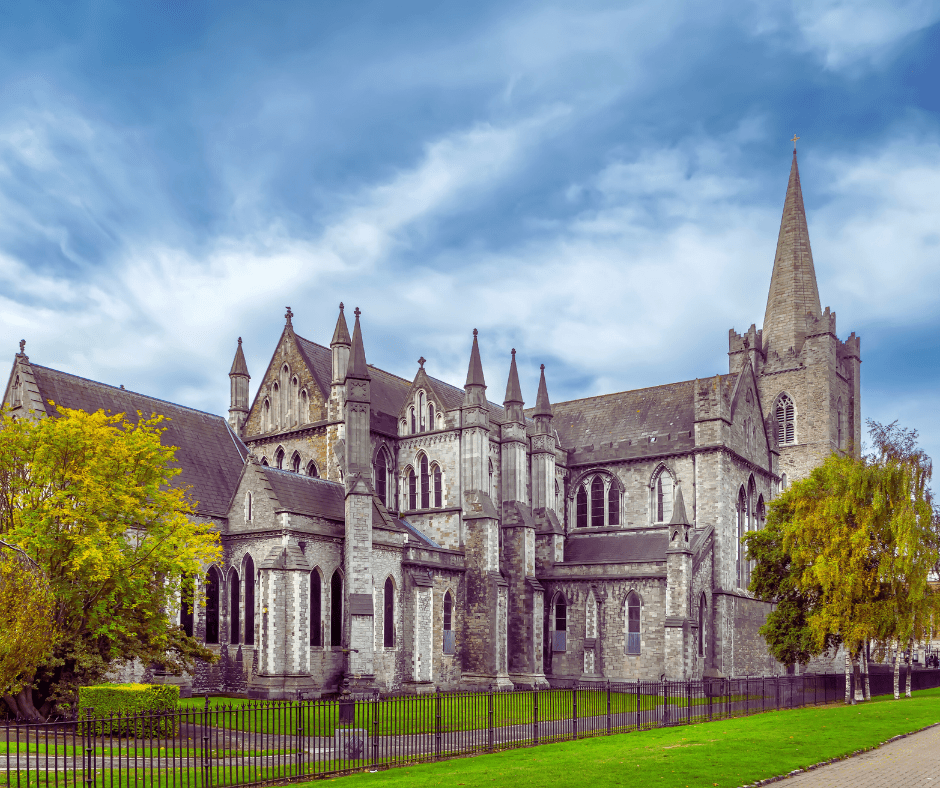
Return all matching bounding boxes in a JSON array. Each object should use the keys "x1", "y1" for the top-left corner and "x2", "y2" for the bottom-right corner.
[{"x1": 1, "y1": 1, "x2": 939, "y2": 463}]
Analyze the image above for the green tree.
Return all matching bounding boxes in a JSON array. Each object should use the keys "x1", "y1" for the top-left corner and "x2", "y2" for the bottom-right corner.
[
  {"x1": 0, "y1": 539, "x2": 57, "y2": 698},
  {"x1": 0, "y1": 404, "x2": 221, "y2": 720}
]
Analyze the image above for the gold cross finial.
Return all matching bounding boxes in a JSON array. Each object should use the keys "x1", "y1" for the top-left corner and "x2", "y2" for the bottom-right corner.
[{"x1": 791, "y1": 134, "x2": 800, "y2": 149}]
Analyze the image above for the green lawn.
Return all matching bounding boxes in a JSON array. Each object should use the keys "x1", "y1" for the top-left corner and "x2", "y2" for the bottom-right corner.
[{"x1": 311, "y1": 687, "x2": 940, "y2": 788}]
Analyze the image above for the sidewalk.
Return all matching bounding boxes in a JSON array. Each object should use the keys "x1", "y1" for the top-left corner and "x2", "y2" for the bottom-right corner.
[{"x1": 770, "y1": 724, "x2": 940, "y2": 787}]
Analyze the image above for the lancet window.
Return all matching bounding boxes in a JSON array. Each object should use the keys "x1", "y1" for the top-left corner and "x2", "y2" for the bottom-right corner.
[
  {"x1": 650, "y1": 466, "x2": 675, "y2": 524},
  {"x1": 574, "y1": 473, "x2": 622, "y2": 528}
]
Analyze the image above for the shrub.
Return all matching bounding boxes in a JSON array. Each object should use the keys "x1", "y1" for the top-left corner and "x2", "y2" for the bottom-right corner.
[{"x1": 77, "y1": 683, "x2": 180, "y2": 737}]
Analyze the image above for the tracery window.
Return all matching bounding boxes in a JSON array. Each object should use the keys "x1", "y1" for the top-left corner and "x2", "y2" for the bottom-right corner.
[
  {"x1": 383, "y1": 577, "x2": 395, "y2": 648},
  {"x1": 310, "y1": 570, "x2": 322, "y2": 647},
  {"x1": 574, "y1": 473, "x2": 621, "y2": 528},
  {"x1": 442, "y1": 591, "x2": 455, "y2": 655},
  {"x1": 229, "y1": 568, "x2": 240, "y2": 645},
  {"x1": 205, "y1": 566, "x2": 221, "y2": 645},
  {"x1": 626, "y1": 591, "x2": 641, "y2": 655},
  {"x1": 775, "y1": 394, "x2": 795, "y2": 445},
  {"x1": 651, "y1": 466, "x2": 674, "y2": 524}
]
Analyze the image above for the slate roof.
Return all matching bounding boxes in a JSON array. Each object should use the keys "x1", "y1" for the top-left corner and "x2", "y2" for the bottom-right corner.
[
  {"x1": 563, "y1": 531, "x2": 668, "y2": 563},
  {"x1": 396, "y1": 517, "x2": 441, "y2": 548},
  {"x1": 29, "y1": 364, "x2": 248, "y2": 518},
  {"x1": 261, "y1": 466, "x2": 345, "y2": 520}
]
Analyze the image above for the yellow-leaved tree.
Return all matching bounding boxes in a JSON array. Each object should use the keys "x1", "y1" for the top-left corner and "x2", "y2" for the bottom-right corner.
[{"x1": 0, "y1": 404, "x2": 221, "y2": 721}]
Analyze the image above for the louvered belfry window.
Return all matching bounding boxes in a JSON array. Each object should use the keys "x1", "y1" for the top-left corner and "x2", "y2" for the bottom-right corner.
[{"x1": 776, "y1": 394, "x2": 795, "y2": 445}]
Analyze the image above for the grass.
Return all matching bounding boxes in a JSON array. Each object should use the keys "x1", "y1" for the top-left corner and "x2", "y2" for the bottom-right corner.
[
  {"x1": 309, "y1": 687, "x2": 940, "y2": 788},
  {"x1": 175, "y1": 689, "x2": 753, "y2": 737}
]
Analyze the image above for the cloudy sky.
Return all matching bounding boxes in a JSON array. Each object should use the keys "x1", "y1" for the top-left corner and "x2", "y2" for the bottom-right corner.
[{"x1": 1, "y1": 1, "x2": 939, "y2": 462}]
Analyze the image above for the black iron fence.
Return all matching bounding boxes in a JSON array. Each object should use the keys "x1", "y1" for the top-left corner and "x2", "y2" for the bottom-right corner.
[{"x1": 3, "y1": 670, "x2": 940, "y2": 787}]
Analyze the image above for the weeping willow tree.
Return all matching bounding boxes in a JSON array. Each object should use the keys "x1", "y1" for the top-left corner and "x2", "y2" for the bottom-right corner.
[{"x1": 0, "y1": 538, "x2": 57, "y2": 711}]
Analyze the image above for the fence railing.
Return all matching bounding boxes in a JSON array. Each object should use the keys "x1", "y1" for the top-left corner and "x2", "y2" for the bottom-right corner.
[{"x1": 3, "y1": 669, "x2": 940, "y2": 788}]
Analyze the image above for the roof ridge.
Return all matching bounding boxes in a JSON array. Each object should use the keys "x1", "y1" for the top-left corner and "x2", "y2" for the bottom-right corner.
[
  {"x1": 260, "y1": 466, "x2": 344, "y2": 488},
  {"x1": 539, "y1": 377, "x2": 708, "y2": 410},
  {"x1": 294, "y1": 332, "x2": 414, "y2": 385},
  {"x1": 30, "y1": 364, "x2": 231, "y2": 421}
]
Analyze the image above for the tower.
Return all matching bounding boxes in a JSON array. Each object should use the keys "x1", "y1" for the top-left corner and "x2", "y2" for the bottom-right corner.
[
  {"x1": 729, "y1": 147, "x2": 861, "y2": 483},
  {"x1": 228, "y1": 338, "x2": 250, "y2": 437}
]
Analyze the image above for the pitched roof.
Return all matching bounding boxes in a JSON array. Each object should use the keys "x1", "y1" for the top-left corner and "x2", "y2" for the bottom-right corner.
[
  {"x1": 260, "y1": 466, "x2": 345, "y2": 520},
  {"x1": 762, "y1": 150, "x2": 822, "y2": 356},
  {"x1": 29, "y1": 364, "x2": 248, "y2": 518},
  {"x1": 563, "y1": 531, "x2": 668, "y2": 563},
  {"x1": 543, "y1": 379, "x2": 698, "y2": 453}
]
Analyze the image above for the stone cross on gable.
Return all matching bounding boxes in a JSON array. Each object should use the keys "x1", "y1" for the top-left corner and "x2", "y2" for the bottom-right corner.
[
  {"x1": 19, "y1": 339, "x2": 25, "y2": 354},
  {"x1": 285, "y1": 306, "x2": 293, "y2": 325},
  {"x1": 418, "y1": 357, "x2": 426, "y2": 369},
  {"x1": 354, "y1": 307, "x2": 361, "y2": 318}
]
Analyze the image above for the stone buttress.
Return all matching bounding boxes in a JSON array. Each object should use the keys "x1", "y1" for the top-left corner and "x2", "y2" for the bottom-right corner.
[{"x1": 664, "y1": 489, "x2": 694, "y2": 680}]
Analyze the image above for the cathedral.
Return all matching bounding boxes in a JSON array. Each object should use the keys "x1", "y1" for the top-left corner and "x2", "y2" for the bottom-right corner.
[{"x1": 3, "y1": 150, "x2": 861, "y2": 697}]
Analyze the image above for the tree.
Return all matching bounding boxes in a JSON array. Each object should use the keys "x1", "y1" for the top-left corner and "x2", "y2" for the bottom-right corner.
[
  {"x1": 745, "y1": 420, "x2": 940, "y2": 703},
  {"x1": 0, "y1": 539, "x2": 57, "y2": 698},
  {"x1": 0, "y1": 404, "x2": 221, "y2": 720}
]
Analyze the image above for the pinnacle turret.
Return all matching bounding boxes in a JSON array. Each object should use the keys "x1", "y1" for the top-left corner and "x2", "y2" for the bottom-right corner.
[
  {"x1": 331, "y1": 302, "x2": 351, "y2": 347},
  {"x1": 533, "y1": 364, "x2": 553, "y2": 420},
  {"x1": 503, "y1": 349, "x2": 524, "y2": 424},
  {"x1": 762, "y1": 149, "x2": 822, "y2": 357},
  {"x1": 229, "y1": 337, "x2": 250, "y2": 377},
  {"x1": 228, "y1": 337, "x2": 250, "y2": 437},
  {"x1": 465, "y1": 329, "x2": 486, "y2": 388},
  {"x1": 346, "y1": 307, "x2": 370, "y2": 381}
]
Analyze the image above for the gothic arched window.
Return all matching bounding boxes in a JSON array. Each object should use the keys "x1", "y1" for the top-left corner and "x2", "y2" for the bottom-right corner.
[
  {"x1": 263, "y1": 399, "x2": 270, "y2": 431},
  {"x1": 272, "y1": 383, "x2": 280, "y2": 428},
  {"x1": 837, "y1": 398, "x2": 843, "y2": 449},
  {"x1": 590, "y1": 476, "x2": 604, "y2": 527},
  {"x1": 291, "y1": 452, "x2": 301, "y2": 473},
  {"x1": 410, "y1": 407, "x2": 416, "y2": 435},
  {"x1": 488, "y1": 460, "x2": 494, "y2": 499},
  {"x1": 407, "y1": 468, "x2": 417, "y2": 510},
  {"x1": 420, "y1": 455, "x2": 430, "y2": 509},
  {"x1": 306, "y1": 461, "x2": 319, "y2": 478},
  {"x1": 180, "y1": 574, "x2": 194, "y2": 638},
  {"x1": 300, "y1": 389, "x2": 309, "y2": 424},
  {"x1": 698, "y1": 593, "x2": 707, "y2": 657},
  {"x1": 205, "y1": 566, "x2": 221, "y2": 645},
  {"x1": 275, "y1": 448, "x2": 285, "y2": 470},
  {"x1": 310, "y1": 570, "x2": 322, "y2": 647},
  {"x1": 652, "y1": 467, "x2": 674, "y2": 523},
  {"x1": 229, "y1": 568, "x2": 240, "y2": 645},
  {"x1": 433, "y1": 464, "x2": 442, "y2": 508},
  {"x1": 576, "y1": 486, "x2": 588, "y2": 528},
  {"x1": 443, "y1": 590, "x2": 455, "y2": 655},
  {"x1": 418, "y1": 392, "x2": 426, "y2": 432},
  {"x1": 608, "y1": 483, "x2": 620, "y2": 526},
  {"x1": 330, "y1": 570, "x2": 343, "y2": 647},
  {"x1": 375, "y1": 450, "x2": 389, "y2": 508},
  {"x1": 775, "y1": 394, "x2": 795, "y2": 445},
  {"x1": 626, "y1": 591, "x2": 641, "y2": 655},
  {"x1": 737, "y1": 486, "x2": 747, "y2": 588},
  {"x1": 383, "y1": 577, "x2": 395, "y2": 648},
  {"x1": 243, "y1": 554, "x2": 255, "y2": 645},
  {"x1": 428, "y1": 403, "x2": 435, "y2": 429}
]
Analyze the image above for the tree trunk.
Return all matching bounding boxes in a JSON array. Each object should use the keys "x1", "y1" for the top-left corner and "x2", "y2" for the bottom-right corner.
[
  {"x1": 3, "y1": 687, "x2": 45, "y2": 722},
  {"x1": 845, "y1": 649, "x2": 854, "y2": 704},
  {"x1": 862, "y1": 641, "x2": 871, "y2": 701},
  {"x1": 906, "y1": 638, "x2": 914, "y2": 698},
  {"x1": 853, "y1": 648, "x2": 864, "y2": 702},
  {"x1": 894, "y1": 639, "x2": 901, "y2": 699}
]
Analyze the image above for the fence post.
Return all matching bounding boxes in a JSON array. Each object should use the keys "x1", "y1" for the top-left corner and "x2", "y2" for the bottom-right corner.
[
  {"x1": 371, "y1": 695, "x2": 380, "y2": 768},
  {"x1": 605, "y1": 680, "x2": 611, "y2": 734},
  {"x1": 687, "y1": 680, "x2": 692, "y2": 724},
  {"x1": 533, "y1": 687, "x2": 539, "y2": 746},
  {"x1": 488, "y1": 687, "x2": 495, "y2": 752},
  {"x1": 572, "y1": 684, "x2": 578, "y2": 740},
  {"x1": 202, "y1": 693, "x2": 211, "y2": 788},
  {"x1": 296, "y1": 699, "x2": 305, "y2": 778},
  {"x1": 84, "y1": 707, "x2": 95, "y2": 788},
  {"x1": 435, "y1": 690, "x2": 442, "y2": 760},
  {"x1": 634, "y1": 682, "x2": 640, "y2": 730}
]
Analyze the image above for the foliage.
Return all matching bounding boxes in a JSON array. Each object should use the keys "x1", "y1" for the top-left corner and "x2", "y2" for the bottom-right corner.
[
  {"x1": 0, "y1": 404, "x2": 221, "y2": 719},
  {"x1": 0, "y1": 539, "x2": 58, "y2": 696},
  {"x1": 745, "y1": 420, "x2": 940, "y2": 673},
  {"x1": 78, "y1": 683, "x2": 180, "y2": 737}
]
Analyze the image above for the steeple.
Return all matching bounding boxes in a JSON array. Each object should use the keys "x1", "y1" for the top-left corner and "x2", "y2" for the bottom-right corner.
[
  {"x1": 228, "y1": 337, "x2": 251, "y2": 437},
  {"x1": 533, "y1": 364, "x2": 553, "y2": 433},
  {"x1": 762, "y1": 148, "x2": 822, "y2": 357},
  {"x1": 463, "y1": 329, "x2": 487, "y2": 407},
  {"x1": 346, "y1": 307, "x2": 370, "y2": 381},
  {"x1": 503, "y1": 349, "x2": 524, "y2": 423}
]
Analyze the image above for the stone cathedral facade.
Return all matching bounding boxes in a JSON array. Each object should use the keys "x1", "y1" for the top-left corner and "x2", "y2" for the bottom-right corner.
[{"x1": 3, "y1": 151, "x2": 861, "y2": 697}]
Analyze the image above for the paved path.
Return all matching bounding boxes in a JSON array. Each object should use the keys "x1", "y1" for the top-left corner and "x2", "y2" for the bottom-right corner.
[{"x1": 775, "y1": 724, "x2": 940, "y2": 787}]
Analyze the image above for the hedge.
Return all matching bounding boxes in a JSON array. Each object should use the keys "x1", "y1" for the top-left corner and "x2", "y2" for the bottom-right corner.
[{"x1": 77, "y1": 683, "x2": 180, "y2": 737}]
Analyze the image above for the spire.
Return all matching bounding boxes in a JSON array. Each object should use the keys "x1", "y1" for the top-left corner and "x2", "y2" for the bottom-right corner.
[
  {"x1": 503, "y1": 349, "x2": 523, "y2": 405},
  {"x1": 331, "y1": 302, "x2": 351, "y2": 347},
  {"x1": 533, "y1": 364, "x2": 553, "y2": 418},
  {"x1": 346, "y1": 307, "x2": 370, "y2": 380},
  {"x1": 670, "y1": 486, "x2": 690, "y2": 525},
  {"x1": 762, "y1": 148, "x2": 822, "y2": 357},
  {"x1": 465, "y1": 329, "x2": 486, "y2": 388},
  {"x1": 229, "y1": 337, "x2": 250, "y2": 377}
]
